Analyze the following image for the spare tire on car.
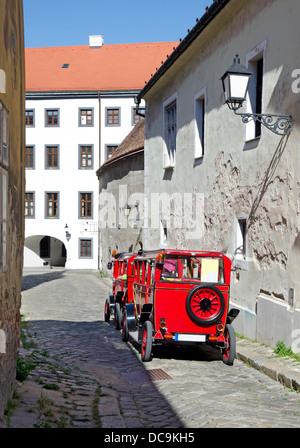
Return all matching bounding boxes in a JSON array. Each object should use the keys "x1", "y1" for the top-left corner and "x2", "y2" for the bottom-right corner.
[{"x1": 186, "y1": 284, "x2": 225, "y2": 326}]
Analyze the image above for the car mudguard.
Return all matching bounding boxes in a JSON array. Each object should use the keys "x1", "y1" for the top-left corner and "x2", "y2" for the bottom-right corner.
[{"x1": 125, "y1": 303, "x2": 136, "y2": 332}]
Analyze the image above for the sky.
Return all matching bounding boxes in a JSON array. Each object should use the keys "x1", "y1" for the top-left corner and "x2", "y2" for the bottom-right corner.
[{"x1": 23, "y1": 0, "x2": 214, "y2": 48}]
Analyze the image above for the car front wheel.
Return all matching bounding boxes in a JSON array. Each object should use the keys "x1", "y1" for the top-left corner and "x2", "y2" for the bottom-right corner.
[
  {"x1": 141, "y1": 320, "x2": 153, "y2": 362},
  {"x1": 222, "y1": 323, "x2": 236, "y2": 366}
]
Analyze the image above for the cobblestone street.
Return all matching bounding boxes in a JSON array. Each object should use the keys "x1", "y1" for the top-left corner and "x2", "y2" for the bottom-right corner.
[{"x1": 1, "y1": 268, "x2": 299, "y2": 429}]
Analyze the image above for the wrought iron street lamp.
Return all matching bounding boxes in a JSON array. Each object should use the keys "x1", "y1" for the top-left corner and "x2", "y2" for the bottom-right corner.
[
  {"x1": 221, "y1": 54, "x2": 252, "y2": 111},
  {"x1": 122, "y1": 203, "x2": 131, "y2": 218},
  {"x1": 221, "y1": 55, "x2": 292, "y2": 136},
  {"x1": 64, "y1": 223, "x2": 71, "y2": 241}
]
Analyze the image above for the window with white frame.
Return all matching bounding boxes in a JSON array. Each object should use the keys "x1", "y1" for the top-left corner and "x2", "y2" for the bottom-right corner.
[
  {"x1": 79, "y1": 108, "x2": 93, "y2": 127},
  {"x1": 163, "y1": 95, "x2": 177, "y2": 169},
  {"x1": 235, "y1": 215, "x2": 248, "y2": 264},
  {"x1": 79, "y1": 192, "x2": 93, "y2": 218},
  {"x1": 79, "y1": 145, "x2": 93, "y2": 169},
  {"x1": 194, "y1": 88, "x2": 206, "y2": 159},
  {"x1": 79, "y1": 239, "x2": 93, "y2": 258},
  {"x1": 245, "y1": 42, "x2": 265, "y2": 142},
  {"x1": 25, "y1": 109, "x2": 34, "y2": 127},
  {"x1": 45, "y1": 145, "x2": 59, "y2": 169},
  {"x1": 45, "y1": 109, "x2": 59, "y2": 127},
  {"x1": 46, "y1": 192, "x2": 59, "y2": 218},
  {"x1": 106, "y1": 108, "x2": 120, "y2": 126},
  {"x1": 132, "y1": 107, "x2": 145, "y2": 125},
  {"x1": 160, "y1": 219, "x2": 168, "y2": 247},
  {"x1": 25, "y1": 145, "x2": 35, "y2": 169},
  {"x1": 105, "y1": 144, "x2": 118, "y2": 161},
  {"x1": 25, "y1": 192, "x2": 35, "y2": 218}
]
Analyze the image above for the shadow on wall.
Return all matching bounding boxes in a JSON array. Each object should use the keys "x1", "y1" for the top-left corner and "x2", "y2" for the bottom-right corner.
[
  {"x1": 248, "y1": 134, "x2": 290, "y2": 230},
  {"x1": 24, "y1": 235, "x2": 67, "y2": 268}
]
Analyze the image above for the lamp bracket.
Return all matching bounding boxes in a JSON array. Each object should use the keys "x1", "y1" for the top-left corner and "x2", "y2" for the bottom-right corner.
[{"x1": 234, "y1": 110, "x2": 292, "y2": 136}]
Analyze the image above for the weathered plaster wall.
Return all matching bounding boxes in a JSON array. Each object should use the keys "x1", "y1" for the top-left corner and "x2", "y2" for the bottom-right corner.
[
  {"x1": 99, "y1": 152, "x2": 144, "y2": 275},
  {"x1": 0, "y1": 0, "x2": 25, "y2": 419},
  {"x1": 143, "y1": 0, "x2": 300, "y2": 346}
]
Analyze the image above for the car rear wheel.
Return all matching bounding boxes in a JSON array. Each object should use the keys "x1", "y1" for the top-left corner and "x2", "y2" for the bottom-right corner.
[
  {"x1": 141, "y1": 320, "x2": 153, "y2": 362},
  {"x1": 186, "y1": 284, "x2": 225, "y2": 326},
  {"x1": 222, "y1": 324, "x2": 236, "y2": 366},
  {"x1": 115, "y1": 302, "x2": 122, "y2": 330},
  {"x1": 122, "y1": 309, "x2": 129, "y2": 342}
]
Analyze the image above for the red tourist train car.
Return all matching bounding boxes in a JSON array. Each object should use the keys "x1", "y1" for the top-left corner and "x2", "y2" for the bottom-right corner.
[
  {"x1": 120, "y1": 249, "x2": 239, "y2": 365},
  {"x1": 104, "y1": 251, "x2": 137, "y2": 329}
]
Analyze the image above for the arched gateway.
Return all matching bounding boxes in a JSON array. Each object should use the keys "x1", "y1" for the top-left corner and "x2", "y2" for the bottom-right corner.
[{"x1": 24, "y1": 235, "x2": 67, "y2": 267}]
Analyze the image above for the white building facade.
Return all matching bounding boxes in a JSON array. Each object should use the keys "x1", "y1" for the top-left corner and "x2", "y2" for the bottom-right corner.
[
  {"x1": 24, "y1": 40, "x2": 177, "y2": 269},
  {"x1": 24, "y1": 92, "x2": 146, "y2": 269}
]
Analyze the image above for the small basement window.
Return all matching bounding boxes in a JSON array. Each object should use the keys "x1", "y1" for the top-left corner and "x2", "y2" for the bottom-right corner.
[
  {"x1": 236, "y1": 218, "x2": 247, "y2": 260},
  {"x1": 160, "y1": 219, "x2": 168, "y2": 247}
]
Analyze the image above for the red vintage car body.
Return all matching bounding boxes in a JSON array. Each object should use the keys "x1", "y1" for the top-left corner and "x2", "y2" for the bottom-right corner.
[
  {"x1": 113, "y1": 252, "x2": 136, "y2": 304},
  {"x1": 104, "y1": 252, "x2": 136, "y2": 328},
  {"x1": 121, "y1": 249, "x2": 239, "y2": 365}
]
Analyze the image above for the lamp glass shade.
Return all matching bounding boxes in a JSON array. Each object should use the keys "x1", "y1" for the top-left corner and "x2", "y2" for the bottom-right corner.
[
  {"x1": 122, "y1": 203, "x2": 131, "y2": 217},
  {"x1": 229, "y1": 74, "x2": 250, "y2": 101},
  {"x1": 221, "y1": 55, "x2": 252, "y2": 110}
]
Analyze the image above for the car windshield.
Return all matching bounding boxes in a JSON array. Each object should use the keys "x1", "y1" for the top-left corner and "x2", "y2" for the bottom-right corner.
[{"x1": 161, "y1": 256, "x2": 224, "y2": 283}]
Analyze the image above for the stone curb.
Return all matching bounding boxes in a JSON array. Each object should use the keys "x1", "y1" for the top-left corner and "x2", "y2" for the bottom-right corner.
[
  {"x1": 92, "y1": 272, "x2": 113, "y2": 290},
  {"x1": 236, "y1": 338, "x2": 300, "y2": 392}
]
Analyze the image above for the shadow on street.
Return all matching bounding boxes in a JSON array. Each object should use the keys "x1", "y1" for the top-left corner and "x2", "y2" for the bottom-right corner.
[{"x1": 21, "y1": 270, "x2": 66, "y2": 291}]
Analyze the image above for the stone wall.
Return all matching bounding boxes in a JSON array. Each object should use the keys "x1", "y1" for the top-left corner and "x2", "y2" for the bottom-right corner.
[
  {"x1": 142, "y1": 0, "x2": 300, "y2": 347},
  {"x1": 0, "y1": 0, "x2": 25, "y2": 419},
  {"x1": 99, "y1": 152, "x2": 144, "y2": 275}
]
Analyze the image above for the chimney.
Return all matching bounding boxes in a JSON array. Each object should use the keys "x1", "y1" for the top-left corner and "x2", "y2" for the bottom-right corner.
[{"x1": 89, "y1": 35, "x2": 104, "y2": 49}]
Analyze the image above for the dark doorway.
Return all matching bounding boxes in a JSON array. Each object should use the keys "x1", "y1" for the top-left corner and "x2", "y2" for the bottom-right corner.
[
  {"x1": 40, "y1": 236, "x2": 50, "y2": 258},
  {"x1": 62, "y1": 243, "x2": 67, "y2": 258}
]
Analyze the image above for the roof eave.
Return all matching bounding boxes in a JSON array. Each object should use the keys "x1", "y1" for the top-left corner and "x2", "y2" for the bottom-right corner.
[
  {"x1": 96, "y1": 147, "x2": 144, "y2": 178},
  {"x1": 137, "y1": 0, "x2": 230, "y2": 103},
  {"x1": 26, "y1": 89, "x2": 141, "y2": 100}
]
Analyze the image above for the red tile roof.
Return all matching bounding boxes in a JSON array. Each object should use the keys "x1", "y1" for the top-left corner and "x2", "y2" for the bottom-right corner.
[{"x1": 25, "y1": 42, "x2": 178, "y2": 92}]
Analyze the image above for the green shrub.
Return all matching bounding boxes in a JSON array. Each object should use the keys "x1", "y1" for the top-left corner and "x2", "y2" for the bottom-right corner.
[
  {"x1": 16, "y1": 356, "x2": 35, "y2": 382},
  {"x1": 275, "y1": 341, "x2": 300, "y2": 362}
]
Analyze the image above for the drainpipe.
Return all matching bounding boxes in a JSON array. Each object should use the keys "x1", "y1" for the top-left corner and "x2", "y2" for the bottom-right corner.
[
  {"x1": 98, "y1": 91, "x2": 102, "y2": 166},
  {"x1": 98, "y1": 91, "x2": 101, "y2": 270},
  {"x1": 134, "y1": 96, "x2": 145, "y2": 118}
]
